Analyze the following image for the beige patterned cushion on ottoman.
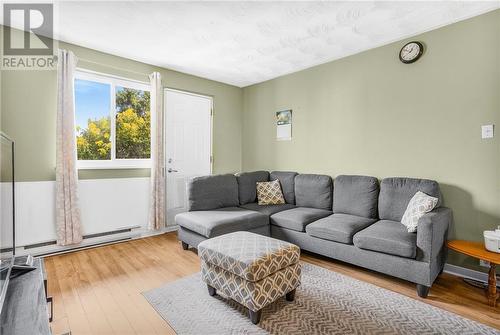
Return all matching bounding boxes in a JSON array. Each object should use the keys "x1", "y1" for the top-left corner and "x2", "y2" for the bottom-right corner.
[{"x1": 198, "y1": 231, "x2": 301, "y2": 324}]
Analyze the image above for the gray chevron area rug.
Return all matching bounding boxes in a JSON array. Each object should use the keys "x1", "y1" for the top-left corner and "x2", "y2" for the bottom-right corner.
[{"x1": 143, "y1": 263, "x2": 499, "y2": 335}]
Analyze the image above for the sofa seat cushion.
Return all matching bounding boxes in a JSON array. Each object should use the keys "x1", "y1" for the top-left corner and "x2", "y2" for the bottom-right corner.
[
  {"x1": 305, "y1": 213, "x2": 376, "y2": 244},
  {"x1": 353, "y1": 220, "x2": 417, "y2": 259},
  {"x1": 239, "y1": 202, "x2": 296, "y2": 216},
  {"x1": 175, "y1": 207, "x2": 268, "y2": 238},
  {"x1": 270, "y1": 207, "x2": 332, "y2": 232}
]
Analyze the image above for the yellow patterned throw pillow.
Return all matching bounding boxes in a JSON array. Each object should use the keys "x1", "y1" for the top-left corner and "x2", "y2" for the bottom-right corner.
[{"x1": 256, "y1": 180, "x2": 285, "y2": 205}]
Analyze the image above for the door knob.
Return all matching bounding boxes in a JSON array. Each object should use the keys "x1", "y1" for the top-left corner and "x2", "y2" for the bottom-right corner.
[{"x1": 168, "y1": 168, "x2": 178, "y2": 173}]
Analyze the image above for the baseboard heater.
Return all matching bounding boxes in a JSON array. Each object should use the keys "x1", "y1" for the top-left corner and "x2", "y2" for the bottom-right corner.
[{"x1": 21, "y1": 225, "x2": 141, "y2": 257}]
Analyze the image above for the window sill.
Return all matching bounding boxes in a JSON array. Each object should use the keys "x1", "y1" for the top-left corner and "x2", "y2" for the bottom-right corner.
[{"x1": 77, "y1": 159, "x2": 151, "y2": 170}]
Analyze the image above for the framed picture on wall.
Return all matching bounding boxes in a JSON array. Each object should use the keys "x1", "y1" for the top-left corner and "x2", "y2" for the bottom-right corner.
[{"x1": 276, "y1": 110, "x2": 292, "y2": 141}]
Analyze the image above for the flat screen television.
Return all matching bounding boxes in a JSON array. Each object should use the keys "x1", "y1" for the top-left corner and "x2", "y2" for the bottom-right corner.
[{"x1": 0, "y1": 132, "x2": 15, "y2": 315}]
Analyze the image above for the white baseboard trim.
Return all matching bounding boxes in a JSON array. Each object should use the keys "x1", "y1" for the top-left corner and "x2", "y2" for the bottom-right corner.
[
  {"x1": 137, "y1": 225, "x2": 179, "y2": 239},
  {"x1": 443, "y1": 263, "x2": 496, "y2": 285},
  {"x1": 23, "y1": 225, "x2": 179, "y2": 258}
]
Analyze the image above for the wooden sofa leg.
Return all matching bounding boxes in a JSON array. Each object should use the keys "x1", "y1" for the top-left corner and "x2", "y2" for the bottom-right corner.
[
  {"x1": 286, "y1": 289, "x2": 296, "y2": 302},
  {"x1": 181, "y1": 241, "x2": 189, "y2": 250},
  {"x1": 417, "y1": 284, "x2": 430, "y2": 298},
  {"x1": 207, "y1": 284, "x2": 216, "y2": 297},
  {"x1": 249, "y1": 309, "x2": 262, "y2": 324}
]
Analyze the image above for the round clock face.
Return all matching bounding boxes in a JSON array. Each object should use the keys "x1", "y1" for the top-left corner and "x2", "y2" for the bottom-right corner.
[{"x1": 399, "y1": 41, "x2": 423, "y2": 64}]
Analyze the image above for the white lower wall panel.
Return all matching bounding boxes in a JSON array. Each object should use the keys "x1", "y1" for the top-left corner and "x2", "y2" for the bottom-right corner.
[
  {"x1": 15, "y1": 180, "x2": 56, "y2": 247},
  {"x1": 11, "y1": 179, "x2": 499, "y2": 285},
  {"x1": 15, "y1": 177, "x2": 150, "y2": 247}
]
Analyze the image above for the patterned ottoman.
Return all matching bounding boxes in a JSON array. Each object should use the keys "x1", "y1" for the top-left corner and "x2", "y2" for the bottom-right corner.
[{"x1": 198, "y1": 231, "x2": 301, "y2": 324}]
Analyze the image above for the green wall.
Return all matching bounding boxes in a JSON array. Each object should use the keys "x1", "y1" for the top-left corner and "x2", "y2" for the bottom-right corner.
[
  {"x1": 1, "y1": 28, "x2": 243, "y2": 181},
  {"x1": 242, "y1": 10, "x2": 500, "y2": 271},
  {"x1": 2, "y1": 11, "x2": 499, "y2": 272}
]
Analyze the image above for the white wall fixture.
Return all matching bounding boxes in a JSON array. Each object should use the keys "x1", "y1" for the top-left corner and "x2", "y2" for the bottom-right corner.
[{"x1": 481, "y1": 124, "x2": 494, "y2": 139}]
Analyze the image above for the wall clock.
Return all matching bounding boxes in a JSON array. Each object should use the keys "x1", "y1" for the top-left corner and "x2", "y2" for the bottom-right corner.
[{"x1": 399, "y1": 41, "x2": 424, "y2": 64}]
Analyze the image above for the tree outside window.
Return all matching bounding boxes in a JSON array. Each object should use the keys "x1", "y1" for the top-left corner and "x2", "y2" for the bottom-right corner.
[
  {"x1": 74, "y1": 74, "x2": 151, "y2": 166},
  {"x1": 115, "y1": 87, "x2": 151, "y2": 159}
]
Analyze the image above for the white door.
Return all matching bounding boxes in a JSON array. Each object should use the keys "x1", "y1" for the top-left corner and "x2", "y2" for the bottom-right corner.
[{"x1": 165, "y1": 89, "x2": 212, "y2": 225}]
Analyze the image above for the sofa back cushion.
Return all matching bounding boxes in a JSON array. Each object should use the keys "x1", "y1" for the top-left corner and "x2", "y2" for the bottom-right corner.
[
  {"x1": 270, "y1": 171, "x2": 298, "y2": 204},
  {"x1": 188, "y1": 174, "x2": 239, "y2": 211},
  {"x1": 333, "y1": 175, "x2": 379, "y2": 219},
  {"x1": 294, "y1": 174, "x2": 333, "y2": 210},
  {"x1": 378, "y1": 177, "x2": 441, "y2": 222},
  {"x1": 236, "y1": 171, "x2": 269, "y2": 205}
]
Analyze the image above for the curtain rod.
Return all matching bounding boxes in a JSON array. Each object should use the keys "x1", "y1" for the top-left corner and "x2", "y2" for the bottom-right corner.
[{"x1": 77, "y1": 57, "x2": 152, "y2": 78}]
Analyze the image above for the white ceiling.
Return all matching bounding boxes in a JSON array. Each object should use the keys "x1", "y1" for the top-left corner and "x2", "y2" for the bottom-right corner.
[{"x1": 8, "y1": 1, "x2": 500, "y2": 87}]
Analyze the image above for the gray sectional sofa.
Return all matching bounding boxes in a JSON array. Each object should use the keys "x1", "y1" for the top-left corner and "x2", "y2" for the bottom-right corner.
[{"x1": 175, "y1": 171, "x2": 452, "y2": 297}]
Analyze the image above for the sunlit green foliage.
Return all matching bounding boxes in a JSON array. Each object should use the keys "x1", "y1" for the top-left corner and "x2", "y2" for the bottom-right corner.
[{"x1": 76, "y1": 88, "x2": 150, "y2": 160}]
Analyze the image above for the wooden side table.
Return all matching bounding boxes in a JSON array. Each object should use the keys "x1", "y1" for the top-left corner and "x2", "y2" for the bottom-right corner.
[{"x1": 447, "y1": 240, "x2": 500, "y2": 307}]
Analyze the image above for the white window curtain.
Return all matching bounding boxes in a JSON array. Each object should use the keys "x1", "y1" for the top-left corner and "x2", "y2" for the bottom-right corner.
[
  {"x1": 148, "y1": 72, "x2": 166, "y2": 230},
  {"x1": 55, "y1": 49, "x2": 83, "y2": 245}
]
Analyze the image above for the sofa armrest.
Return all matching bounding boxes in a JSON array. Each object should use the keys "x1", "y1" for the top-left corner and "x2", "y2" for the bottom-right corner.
[{"x1": 416, "y1": 207, "x2": 452, "y2": 262}]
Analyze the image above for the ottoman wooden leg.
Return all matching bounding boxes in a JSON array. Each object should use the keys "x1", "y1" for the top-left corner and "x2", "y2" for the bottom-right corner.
[
  {"x1": 181, "y1": 241, "x2": 189, "y2": 250},
  {"x1": 249, "y1": 309, "x2": 262, "y2": 324},
  {"x1": 207, "y1": 284, "x2": 216, "y2": 297},
  {"x1": 286, "y1": 288, "x2": 296, "y2": 302}
]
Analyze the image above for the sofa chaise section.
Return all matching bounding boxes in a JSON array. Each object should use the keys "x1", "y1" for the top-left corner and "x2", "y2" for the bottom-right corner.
[
  {"x1": 176, "y1": 174, "x2": 269, "y2": 249},
  {"x1": 176, "y1": 208, "x2": 268, "y2": 239}
]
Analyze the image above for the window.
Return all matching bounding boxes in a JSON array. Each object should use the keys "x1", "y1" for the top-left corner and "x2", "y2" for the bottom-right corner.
[
  {"x1": 74, "y1": 71, "x2": 151, "y2": 169},
  {"x1": 75, "y1": 79, "x2": 111, "y2": 161}
]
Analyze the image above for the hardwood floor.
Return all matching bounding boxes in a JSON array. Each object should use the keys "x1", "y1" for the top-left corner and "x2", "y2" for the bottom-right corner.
[{"x1": 45, "y1": 232, "x2": 500, "y2": 335}]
